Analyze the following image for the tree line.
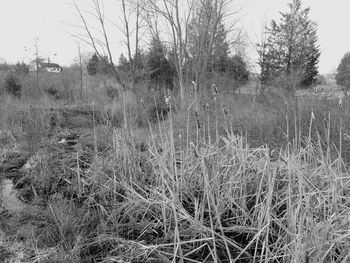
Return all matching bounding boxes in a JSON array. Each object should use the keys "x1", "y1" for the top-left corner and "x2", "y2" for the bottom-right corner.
[
  {"x1": 74, "y1": 0, "x2": 333, "y2": 102},
  {"x1": 72, "y1": 0, "x2": 253, "y2": 102},
  {"x1": 4, "y1": 0, "x2": 350, "y2": 100},
  {"x1": 83, "y1": 0, "x2": 249, "y2": 96},
  {"x1": 86, "y1": 37, "x2": 249, "y2": 92}
]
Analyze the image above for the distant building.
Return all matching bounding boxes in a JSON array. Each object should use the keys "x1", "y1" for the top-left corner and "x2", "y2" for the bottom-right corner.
[
  {"x1": 40, "y1": 62, "x2": 62, "y2": 73},
  {"x1": 29, "y1": 61, "x2": 62, "y2": 73}
]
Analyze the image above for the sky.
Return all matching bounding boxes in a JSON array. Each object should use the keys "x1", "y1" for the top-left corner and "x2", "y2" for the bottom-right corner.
[{"x1": 1, "y1": 0, "x2": 349, "y2": 74}]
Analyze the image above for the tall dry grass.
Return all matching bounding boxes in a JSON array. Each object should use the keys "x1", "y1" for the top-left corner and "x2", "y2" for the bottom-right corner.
[
  {"x1": 1, "y1": 82, "x2": 350, "y2": 262},
  {"x1": 37, "y1": 123, "x2": 348, "y2": 262}
]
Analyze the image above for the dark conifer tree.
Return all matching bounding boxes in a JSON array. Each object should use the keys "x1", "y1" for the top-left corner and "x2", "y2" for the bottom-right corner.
[{"x1": 259, "y1": 0, "x2": 320, "y2": 89}]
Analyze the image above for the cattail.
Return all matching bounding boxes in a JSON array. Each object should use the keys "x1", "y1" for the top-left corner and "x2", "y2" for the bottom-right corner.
[
  {"x1": 323, "y1": 118, "x2": 328, "y2": 130},
  {"x1": 140, "y1": 98, "x2": 145, "y2": 108},
  {"x1": 192, "y1": 80, "x2": 198, "y2": 95},
  {"x1": 190, "y1": 141, "x2": 198, "y2": 158},
  {"x1": 311, "y1": 111, "x2": 315, "y2": 119},
  {"x1": 195, "y1": 111, "x2": 201, "y2": 129},
  {"x1": 212, "y1": 83, "x2": 218, "y2": 94},
  {"x1": 202, "y1": 102, "x2": 210, "y2": 111},
  {"x1": 192, "y1": 80, "x2": 197, "y2": 90},
  {"x1": 211, "y1": 84, "x2": 218, "y2": 101},
  {"x1": 164, "y1": 95, "x2": 170, "y2": 108},
  {"x1": 223, "y1": 106, "x2": 228, "y2": 116}
]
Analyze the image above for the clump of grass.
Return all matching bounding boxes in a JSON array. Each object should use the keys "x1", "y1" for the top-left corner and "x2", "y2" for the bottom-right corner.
[
  {"x1": 61, "y1": 127, "x2": 348, "y2": 262},
  {"x1": 74, "y1": 88, "x2": 349, "y2": 262}
]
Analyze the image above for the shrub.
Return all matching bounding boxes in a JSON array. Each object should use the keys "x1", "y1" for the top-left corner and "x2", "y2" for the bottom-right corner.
[
  {"x1": 4, "y1": 73, "x2": 22, "y2": 98},
  {"x1": 14, "y1": 62, "x2": 29, "y2": 76},
  {"x1": 336, "y1": 52, "x2": 350, "y2": 93},
  {"x1": 272, "y1": 70, "x2": 305, "y2": 96},
  {"x1": 147, "y1": 92, "x2": 173, "y2": 123},
  {"x1": 87, "y1": 53, "x2": 111, "y2": 76},
  {"x1": 316, "y1": 74, "x2": 327, "y2": 85},
  {"x1": 104, "y1": 81, "x2": 120, "y2": 100},
  {"x1": 39, "y1": 69, "x2": 78, "y2": 102},
  {"x1": 215, "y1": 55, "x2": 249, "y2": 84},
  {"x1": 44, "y1": 84, "x2": 61, "y2": 100}
]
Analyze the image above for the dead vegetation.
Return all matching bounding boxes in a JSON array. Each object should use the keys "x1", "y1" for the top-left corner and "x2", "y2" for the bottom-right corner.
[{"x1": 1, "y1": 89, "x2": 350, "y2": 262}]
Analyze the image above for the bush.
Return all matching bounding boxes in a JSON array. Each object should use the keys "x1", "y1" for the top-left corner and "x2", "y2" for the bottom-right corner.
[
  {"x1": 336, "y1": 52, "x2": 350, "y2": 92},
  {"x1": 316, "y1": 74, "x2": 327, "y2": 85},
  {"x1": 272, "y1": 70, "x2": 305, "y2": 97},
  {"x1": 87, "y1": 53, "x2": 111, "y2": 76},
  {"x1": 39, "y1": 69, "x2": 78, "y2": 102},
  {"x1": 15, "y1": 62, "x2": 29, "y2": 76},
  {"x1": 221, "y1": 55, "x2": 249, "y2": 84},
  {"x1": 104, "y1": 81, "x2": 120, "y2": 100},
  {"x1": 4, "y1": 73, "x2": 22, "y2": 98},
  {"x1": 44, "y1": 84, "x2": 61, "y2": 100},
  {"x1": 146, "y1": 92, "x2": 174, "y2": 123}
]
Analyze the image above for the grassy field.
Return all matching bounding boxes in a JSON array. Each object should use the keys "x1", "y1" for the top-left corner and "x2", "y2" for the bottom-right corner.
[{"x1": 1, "y1": 76, "x2": 350, "y2": 262}]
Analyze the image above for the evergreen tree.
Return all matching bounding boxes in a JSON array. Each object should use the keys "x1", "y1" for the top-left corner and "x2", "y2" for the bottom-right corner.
[
  {"x1": 97, "y1": 55, "x2": 112, "y2": 75},
  {"x1": 117, "y1": 51, "x2": 146, "y2": 84},
  {"x1": 187, "y1": 13, "x2": 230, "y2": 72},
  {"x1": 186, "y1": 0, "x2": 231, "y2": 84},
  {"x1": 208, "y1": 23, "x2": 230, "y2": 73},
  {"x1": 132, "y1": 50, "x2": 146, "y2": 82},
  {"x1": 336, "y1": 52, "x2": 350, "y2": 93},
  {"x1": 117, "y1": 53, "x2": 130, "y2": 73},
  {"x1": 146, "y1": 37, "x2": 175, "y2": 90},
  {"x1": 87, "y1": 53, "x2": 99, "y2": 75},
  {"x1": 87, "y1": 53, "x2": 111, "y2": 75},
  {"x1": 226, "y1": 55, "x2": 249, "y2": 83},
  {"x1": 259, "y1": 0, "x2": 320, "y2": 89}
]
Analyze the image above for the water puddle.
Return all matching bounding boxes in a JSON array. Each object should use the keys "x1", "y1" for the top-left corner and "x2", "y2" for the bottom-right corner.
[{"x1": 0, "y1": 178, "x2": 26, "y2": 213}]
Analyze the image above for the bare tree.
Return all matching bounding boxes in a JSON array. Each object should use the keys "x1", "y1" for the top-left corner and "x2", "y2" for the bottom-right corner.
[
  {"x1": 72, "y1": 0, "x2": 123, "y2": 86},
  {"x1": 143, "y1": 0, "x2": 195, "y2": 107},
  {"x1": 189, "y1": 0, "x2": 239, "y2": 91},
  {"x1": 76, "y1": 42, "x2": 84, "y2": 101},
  {"x1": 120, "y1": 0, "x2": 144, "y2": 92},
  {"x1": 72, "y1": 0, "x2": 146, "y2": 92},
  {"x1": 256, "y1": 18, "x2": 269, "y2": 94},
  {"x1": 34, "y1": 39, "x2": 40, "y2": 92}
]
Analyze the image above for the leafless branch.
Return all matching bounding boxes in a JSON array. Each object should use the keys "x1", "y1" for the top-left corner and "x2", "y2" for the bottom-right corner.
[{"x1": 72, "y1": 0, "x2": 123, "y2": 85}]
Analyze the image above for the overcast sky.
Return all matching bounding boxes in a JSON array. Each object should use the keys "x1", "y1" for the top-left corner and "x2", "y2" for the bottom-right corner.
[{"x1": 1, "y1": 0, "x2": 349, "y2": 74}]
